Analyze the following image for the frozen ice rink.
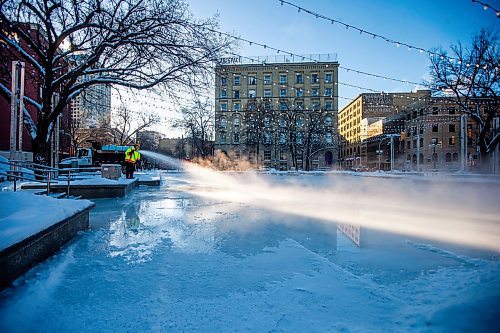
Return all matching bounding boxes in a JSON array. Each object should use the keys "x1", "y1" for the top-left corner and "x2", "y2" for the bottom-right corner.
[{"x1": 1, "y1": 172, "x2": 499, "y2": 332}]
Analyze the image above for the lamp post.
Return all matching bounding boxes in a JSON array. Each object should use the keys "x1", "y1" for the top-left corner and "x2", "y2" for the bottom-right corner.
[{"x1": 377, "y1": 134, "x2": 399, "y2": 172}]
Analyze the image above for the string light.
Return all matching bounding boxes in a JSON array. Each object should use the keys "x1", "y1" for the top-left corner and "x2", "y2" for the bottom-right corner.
[
  {"x1": 277, "y1": 0, "x2": 490, "y2": 67},
  {"x1": 471, "y1": 0, "x2": 500, "y2": 17},
  {"x1": 228, "y1": 53, "x2": 428, "y2": 88}
]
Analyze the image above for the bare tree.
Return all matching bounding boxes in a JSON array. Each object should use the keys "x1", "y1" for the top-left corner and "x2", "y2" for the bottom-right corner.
[
  {"x1": 428, "y1": 28, "x2": 500, "y2": 163},
  {"x1": 171, "y1": 97, "x2": 214, "y2": 157},
  {"x1": 104, "y1": 106, "x2": 160, "y2": 145},
  {"x1": 244, "y1": 99, "x2": 274, "y2": 166},
  {"x1": 0, "y1": 0, "x2": 233, "y2": 165}
]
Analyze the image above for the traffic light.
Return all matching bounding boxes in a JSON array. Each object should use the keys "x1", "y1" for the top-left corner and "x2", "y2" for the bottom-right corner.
[
  {"x1": 451, "y1": 135, "x2": 455, "y2": 145},
  {"x1": 467, "y1": 125, "x2": 472, "y2": 139},
  {"x1": 400, "y1": 131, "x2": 406, "y2": 141}
]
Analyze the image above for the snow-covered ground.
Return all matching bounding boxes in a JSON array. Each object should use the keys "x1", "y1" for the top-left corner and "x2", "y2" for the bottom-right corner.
[{"x1": 0, "y1": 171, "x2": 499, "y2": 332}]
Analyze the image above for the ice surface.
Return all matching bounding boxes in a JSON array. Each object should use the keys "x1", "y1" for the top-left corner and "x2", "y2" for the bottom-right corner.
[{"x1": 0, "y1": 172, "x2": 499, "y2": 332}]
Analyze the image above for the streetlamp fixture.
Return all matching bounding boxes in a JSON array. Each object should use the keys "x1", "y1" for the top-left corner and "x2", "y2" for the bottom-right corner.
[{"x1": 377, "y1": 134, "x2": 400, "y2": 172}]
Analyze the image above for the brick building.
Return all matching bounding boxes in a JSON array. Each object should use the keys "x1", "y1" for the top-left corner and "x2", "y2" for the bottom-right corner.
[{"x1": 214, "y1": 54, "x2": 339, "y2": 170}]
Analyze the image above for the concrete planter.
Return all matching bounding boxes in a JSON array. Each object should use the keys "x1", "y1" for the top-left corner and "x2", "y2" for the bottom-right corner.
[{"x1": 0, "y1": 204, "x2": 95, "y2": 289}]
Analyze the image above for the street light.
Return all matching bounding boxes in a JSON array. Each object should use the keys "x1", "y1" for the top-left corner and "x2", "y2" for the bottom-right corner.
[{"x1": 377, "y1": 134, "x2": 399, "y2": 172}]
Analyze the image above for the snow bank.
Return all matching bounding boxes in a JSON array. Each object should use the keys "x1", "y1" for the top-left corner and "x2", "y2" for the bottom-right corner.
[{"x1": 0, "y1": 191, "x2": 94, "y2": 251}]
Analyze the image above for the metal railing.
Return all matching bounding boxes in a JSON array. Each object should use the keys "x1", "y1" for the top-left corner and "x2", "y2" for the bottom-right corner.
[{"x1": 0, "y1": 160, "x2": 59, "y2": 194}]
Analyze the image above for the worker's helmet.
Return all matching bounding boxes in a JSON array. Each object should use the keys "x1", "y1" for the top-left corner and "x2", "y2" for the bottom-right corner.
[{"x1": 134, "y1": 143, "x2": 140, "y2": 149}]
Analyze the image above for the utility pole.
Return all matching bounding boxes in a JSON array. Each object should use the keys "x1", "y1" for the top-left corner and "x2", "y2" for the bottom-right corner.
[
  {"x1": 416, "y1": 134, "x2": 420, "y2": 172},
  {"x1": 460, "y1": 114, "x2": 468, "y2": 173},
  {"x1": 390, "y1": 135, "x2": 394, "y2": 172}
]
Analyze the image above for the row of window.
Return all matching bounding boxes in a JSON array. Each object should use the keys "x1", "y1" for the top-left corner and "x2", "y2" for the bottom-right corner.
[
  {"x1": 220, "y1": 73, "x2": 334, "y2": 86},
  {"x1": 219, "y1": 131, "x2": 334, "y2": 145},
  {"x1": 220, "y1": 100, "x2": 334, "y2": 112},
  {"x1": 220, "y1": 87, "x2": 334, "y2": 99},
  {"x1": 219, "y1": 115, "x2": 334, "y2": 129},
  {"x1": 406, "y1": 153, "x2": 459, "y2": 163},
  {"x1": 339, "y1": 106, "x2": 458, "y2": 124}
]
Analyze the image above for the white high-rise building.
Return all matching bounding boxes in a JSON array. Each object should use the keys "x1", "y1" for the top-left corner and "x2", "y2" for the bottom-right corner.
[{"x1": 69, "y1": 53, "x2": 112, "y2": 129}]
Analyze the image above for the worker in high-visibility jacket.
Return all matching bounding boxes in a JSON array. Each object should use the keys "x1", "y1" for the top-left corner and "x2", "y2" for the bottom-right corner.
[{"x1": 124, "y1": 144, "x2": 141, "y2": 179}]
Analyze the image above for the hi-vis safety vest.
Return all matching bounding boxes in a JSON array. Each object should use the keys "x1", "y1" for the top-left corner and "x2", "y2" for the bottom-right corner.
[{"x1": 125, "y1": 147, "x2": 141, "y2": 164}]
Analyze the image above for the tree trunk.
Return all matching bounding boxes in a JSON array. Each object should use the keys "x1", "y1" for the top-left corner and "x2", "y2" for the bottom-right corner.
[{"x1": 32, "y1": 136, "x2": 51, "y2": 180}]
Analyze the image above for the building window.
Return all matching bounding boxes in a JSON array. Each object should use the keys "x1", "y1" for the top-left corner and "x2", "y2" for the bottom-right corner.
[
  {"x1": 296, "y1": 102, "x2": 303, "y2": 110},
  {"x1": 264, "y1": 102, "x2": 272, "y2": 111},
  {"x1": 280, "y1": 88, "x2": 287, "y2": 97},
  {"x1": 219, "y1": 117, "x2": 227, "y2": 129},
  {"x1": 325, "y1": 116, "x2": 332, "y2": 127},
  {"x1": 220, "y1": 103, "x2": 227, "y2": 111},
  {"x1": 432, "y1": 125, "x2": 438, "y2": 132},
  {"x1": 446, "y1": 153, "x2": 452, "y2": 162},
  {"x1": 325, "y1": 132, "x2": 333, "y2": 144},
  {"x1": 432, "y1": 107, "x2": 439, "y2": 115},
  {"x1": 221, "y1": 77, "x2": 227, "y2": 86},
  {"x1": 248, "y1": 76, "x2": 256, "y2": 85},
  {"x1": 280, "y1": 102, "x2": 287, "y2": 111},
  {"x1": 220, "y1": 133, "x2": 226, "y2": 144},
  {"x1": 264, "y1": 150, "x2": 271, "y2": 160},
  {"x1": 279, "y1": 118, "x2": 286, "y2": 128},
  {"x1": 311, "y1": 73, "x2": 319, "y2": 84},
  {"x1": 233, "y1": 132, "x2": 240, "y2": 144},
  {"x1": 264, "y1": 74, "x2": 272, "y2": 85},
  {"x1": 312, "y1": 102, "x2": 320, "y2": 111},
  {"x1": 263, "y1": 131, "x2": 272, "y2": 144},
  {"x1": 296, "y1": 132, "x2": 303, "y2": 144},
  {"x1": 264, "y1": 89, "x2": 271, "y2": 98},
  {"x1": 220, "y1": 89, "x2": 227, "y2": 98},
  {"x1": 325, "y1": 73, "x2": 332, "y2": 83},
  {"x1": 453, "y1": 153, "x2": 458, "y2": 161},
  {"x1": 296, "y1": 73, "x2": 303, "y2": 84},
  {"x1": 233, "y1": 116, "x2": 241, "y2": 129},
  {"x1": 233, "y1": 102, "x2": 240, "y2": 111},
  {"x1": 449, "y1": 124, "x2": 455, "y2": 132},
  {"x1": 325, "y1": 88, "x2": 332, "y2": 96},
  {"x1": 407, "y1": 140, "x2": 411, "y2": 149},
  {"x1": 325, "y1": 101, "x2": 333, "y2": 110},
  {"x1": 279, "y1": 132, "x2": 286, "y2": 144},
  {"x1": 233, "y1": 76, "x2": 240, "y2": 85},
  {"x1": 296, "y1": 115, "x2": 304, "y2": 128},
  {"x1": 233, "y1": 90, "x2": 240, "y2": 99},
  {"x1": 420, "y1": 137, "x2": 424, "y2": 146},
  {"x1": 249, "y1": 89, "x2": 256, "y2": 98},
  {"x1": 296, "y1": 89, "x2": 303, "y2": 97},
  {"x1": 279, "y1": 74, "x2": 287, "y2": 84},
  {"x1": 264, "y1": 116, "x2": 271, "y2": 128},
  {"x1": 312, "y1": 88, "x2": 319, "y2": 97},
  {"x1": 448, "y1": 107, "x2": 456, "y2": 115}
]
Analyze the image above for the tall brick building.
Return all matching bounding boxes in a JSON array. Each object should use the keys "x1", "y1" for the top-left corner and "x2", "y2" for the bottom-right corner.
[{"x1": 214, "y1": 54, "x2": 339, "y2": 170}]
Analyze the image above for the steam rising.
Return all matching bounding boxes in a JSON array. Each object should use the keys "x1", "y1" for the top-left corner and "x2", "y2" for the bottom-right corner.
[{"x1": 141, "y1": 151, "x2": 500, "y2": 251}]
